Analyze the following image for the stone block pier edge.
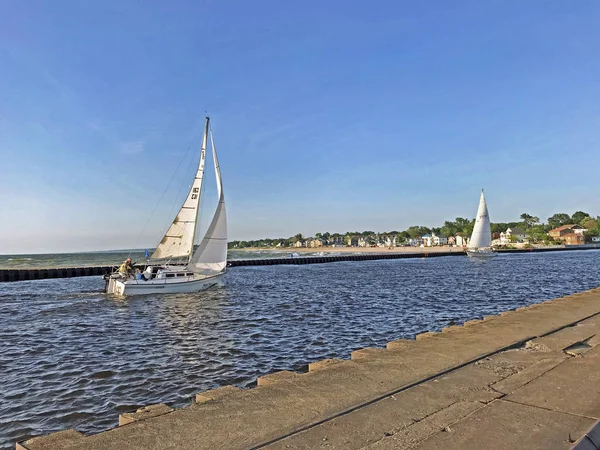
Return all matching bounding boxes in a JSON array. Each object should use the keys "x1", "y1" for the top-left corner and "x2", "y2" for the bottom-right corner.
[{"x1": 15, "y1": 286, "x2": 600, "y2": 450}]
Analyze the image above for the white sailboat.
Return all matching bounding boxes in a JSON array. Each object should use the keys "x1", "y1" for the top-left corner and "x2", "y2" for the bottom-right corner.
[
  {"x1": 106, "y1": 116, "x2": 228, "y2": 295},
  {"x1": 466, "y1": 189, "x2": 497, "y2": 258}
]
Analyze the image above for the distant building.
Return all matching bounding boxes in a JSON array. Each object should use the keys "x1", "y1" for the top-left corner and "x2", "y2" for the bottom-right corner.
[
  {"x1": 509, "y1": 228, "x2": 528, "y2": 241},
  {"x1": 433, "y1": 234, "x2": 448, "y2": 246},
  {"x1": 548, "y1": 224, "x2": 587, "y2": 242},
  {"x1": 310, "y1": 239, "x2": 325, "y2": 248},
  {"x1": 346, "y1": 236, "x2": 359, "y2": 247},
  {"x1": 455, "y1": 235, "x2": 468, "y2": 247},
  {"x1": 294, "y1": 240, "x2": 304, "y2": 248},
  {"x1": 358, "y1": 236, "x2": 375, "y2": 247},
  {"x1": 561, "y1": 233, "x2": 585, "y2": 245},
  {"x1": 329, "y1": 235, "x2": 344, "y2": 245},
  {"x1": 499, "y1": 227, "x2": 529, "y2": 244},
  {"x1": 423, "y1": 233, "x2": 447, "y2": 247}
]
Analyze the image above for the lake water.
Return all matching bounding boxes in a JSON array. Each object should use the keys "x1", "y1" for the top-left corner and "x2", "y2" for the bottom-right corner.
[{"x1": 1, "y1": 250, "x2": 599, "y2": 448}]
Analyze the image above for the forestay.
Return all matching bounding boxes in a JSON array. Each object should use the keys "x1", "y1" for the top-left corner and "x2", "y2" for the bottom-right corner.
[
  {"x1": 189, "y1": 130, "x2": 228, "y2": 274},
  {"x1": 468, "y1": 190, "x2": 492, "y2": 249}
]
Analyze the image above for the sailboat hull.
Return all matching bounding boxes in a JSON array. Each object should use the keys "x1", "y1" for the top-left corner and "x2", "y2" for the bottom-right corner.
[
  {"x1": 106, "y1": 272, "x2": 224, "y2": 296},
  {"x1": 466, "y1": 249, "x2": 497, "y2": 258}
]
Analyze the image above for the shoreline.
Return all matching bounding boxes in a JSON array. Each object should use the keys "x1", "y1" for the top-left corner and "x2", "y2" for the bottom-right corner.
[
  {"x1": 231, "y1": 244, "x2": 568, "y2": 254},
  {"x1": 234, "y1": 245, "x2": 465, "y2": 254}
]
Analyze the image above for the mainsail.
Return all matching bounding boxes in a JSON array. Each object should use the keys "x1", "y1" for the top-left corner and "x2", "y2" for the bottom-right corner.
[
  {"x1": 151, "y1": 120, "x2": 209, "y2": 260},
  {"x1": 468, "y1": 190, "x2": 492, "y2": 249},
  {"x1": 189, "y1": 129, "x2": 228, "y2": 274}
]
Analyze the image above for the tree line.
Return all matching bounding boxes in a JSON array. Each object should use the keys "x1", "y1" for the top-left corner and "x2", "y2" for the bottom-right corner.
[{"x1": 228, "y1": 211, "x2": 600, "y2": 248}]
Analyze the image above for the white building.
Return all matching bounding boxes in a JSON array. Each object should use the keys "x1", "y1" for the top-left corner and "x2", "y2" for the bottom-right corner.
[
  {"x1": 455, "y1": 235, "x2": 468, "y2": 247},
  {"x1": 433, "y1": 234, "x2": 448, "y2": 246},
  {"x1": 499, "y1": 227, "x2": 528, "y2": 244}
]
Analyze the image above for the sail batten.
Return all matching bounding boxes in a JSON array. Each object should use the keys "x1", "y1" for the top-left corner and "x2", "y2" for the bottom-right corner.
[{"x1": 468, "y1": 190, "x2": 492, "y2": 249}]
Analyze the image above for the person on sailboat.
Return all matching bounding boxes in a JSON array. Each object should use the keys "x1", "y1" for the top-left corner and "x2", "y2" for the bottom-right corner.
[{"x1": 118, "y1": 258, "x2": 135, "y2": 279}]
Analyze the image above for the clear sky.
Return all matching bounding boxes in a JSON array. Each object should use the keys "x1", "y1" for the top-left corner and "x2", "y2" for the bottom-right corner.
[{"x1": 1, "y1": 1, "x2": 599, "y2": 254}]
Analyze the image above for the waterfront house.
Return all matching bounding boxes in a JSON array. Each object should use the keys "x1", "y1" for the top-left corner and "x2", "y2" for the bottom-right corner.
[
  {"x1": 358, "y1": 236, "x2": 375, "y2": 247},
  {"x1": 346, "y1": 236, "x2": 359, "y2": 247},
  {"x1": 509, "y1": 227, "x2": 528, "y2": 241},
  {"x1": 500, "y1": 227, "x2": 529, "y2": 244},
  {"x1": 433, "y1": 234, "x2": 448, "y2": 246},
  {"x1": 329, "y1": 235, "x2": 345, "y2": 245},
  {"x1": 310, "y1": 239, "x2": 326, "y2": 248},
  {"x1": 563, "y1": 233, "x2": 585, "y2": 245},
  {"x1": 407, "y1": 238, "x2": 423, "y2": 246},
  {"x1": 447, "y1": 236, "x2": 456, "y2": 246},
  {"x1": 384, "y1": 236, "x2": 397, "y2": 247},
  {"x1": 423, "y1": 233, "x2": 447, "y2": 247},
  {"x1": 294, "y1": 240, "x2": 304, "y2": 248},
  {"x1": 548, "y1": 224, "x2": 586, "y2": 238},
  {"x1": 455, "y1": 235, "x2": 468, "y2": 247}
]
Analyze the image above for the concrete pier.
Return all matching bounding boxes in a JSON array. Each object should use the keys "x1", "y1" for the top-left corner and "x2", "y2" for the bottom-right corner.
[{"x1": 16, "y1": 286, "x2": 600, "y2": 450}]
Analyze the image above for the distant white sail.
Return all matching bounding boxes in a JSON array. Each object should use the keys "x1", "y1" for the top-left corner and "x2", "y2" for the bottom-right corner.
[
  {"x1": 468, "y1": 190, "x2": 492, "y2": 249},
  {"x1": 151, "y1": 128, "x2": 208, "y2": 260},
  {"x1": 189, "y1": 130, "x2": 228, "y2": 274}
]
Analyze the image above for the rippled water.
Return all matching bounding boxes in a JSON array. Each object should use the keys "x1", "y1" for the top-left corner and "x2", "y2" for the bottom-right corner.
[{"x1": 1, "y1": 250, "x2": 599, "y2": 448}]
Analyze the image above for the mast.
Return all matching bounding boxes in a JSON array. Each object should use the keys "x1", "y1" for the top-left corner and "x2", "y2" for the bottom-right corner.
[
  {"x1": 188, "y1": 116, "x2": 210, "y2": 264},
  {"x1": 189, "y1": 124, "x2": 228, "y2": 274},
  {"x1": 188, "y1": 116, "x2": 210, "y2": 263}
]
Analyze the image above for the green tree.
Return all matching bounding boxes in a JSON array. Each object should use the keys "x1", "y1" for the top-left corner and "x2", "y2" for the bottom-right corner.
[
  {"x1": 406, "y1": 226, "x2": 423, "y2": 238},
  {"x1": 454, "y1": 217, "x2": 471, "y2": 231},
  {"x1": 547, "y1": 213, "x2": 571, "y2": 229},
  {"x1": 528, "y1": 225, "x2": 548, "y2": 243},
  {"x1": 582, "y1": 216, "x2": 600, "y2": 236},
  {"x1": 519, "y1": 213, "x2": 540, "y2": 229},
  {"x1": 571, "y1": 211, "x2": 590, "y2": 225},
  {"x1": 293, "y1": 233, "x2": 304, "y2": 242}
]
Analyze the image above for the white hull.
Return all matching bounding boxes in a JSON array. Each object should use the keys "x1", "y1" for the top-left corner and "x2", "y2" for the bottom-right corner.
[
  {"x1": 106, "y1": 272, "x2": 224, "y2": 296},
  {"x1": 466, "y1": 248, "x2": 497, "y2": 259}
]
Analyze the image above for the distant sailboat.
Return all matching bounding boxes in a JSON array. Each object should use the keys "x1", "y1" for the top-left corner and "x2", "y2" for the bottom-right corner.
[
  {"x1": 466, "y1": 189, "x2": 497, "y2": 258},
  {"x1": 106, "y1": 116, "x2": 228, "y2": 295}
]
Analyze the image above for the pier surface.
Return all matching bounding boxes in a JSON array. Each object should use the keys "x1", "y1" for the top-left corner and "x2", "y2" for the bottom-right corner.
[{"x1": 17, "y1": 287, "x2": 600, "y2": 449}]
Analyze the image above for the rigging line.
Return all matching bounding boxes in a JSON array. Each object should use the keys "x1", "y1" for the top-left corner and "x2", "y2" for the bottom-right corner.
[
  {"x1": 158, "y1": 139, "x2": 199, "y2": 240},
  {"x1": 128, "y1": 126, "x2": 203, "y2": 258}
]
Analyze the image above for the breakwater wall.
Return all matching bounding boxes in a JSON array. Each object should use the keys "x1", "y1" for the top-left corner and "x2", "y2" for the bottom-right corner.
[
  {"x1": 0, "y1": 252, "x2": 461, "y2": 282},
  {"x1": 2, "y1": 245, "x2": 599, "y2": 283},
  {"x1": 0, "y1": 265, "x2": 116, "y2": 283}
]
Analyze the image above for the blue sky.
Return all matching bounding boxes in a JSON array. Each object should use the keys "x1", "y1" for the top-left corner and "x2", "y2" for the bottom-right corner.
[{"x1": 1, "y1": 1, "x2": 600, "y2": 253}]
